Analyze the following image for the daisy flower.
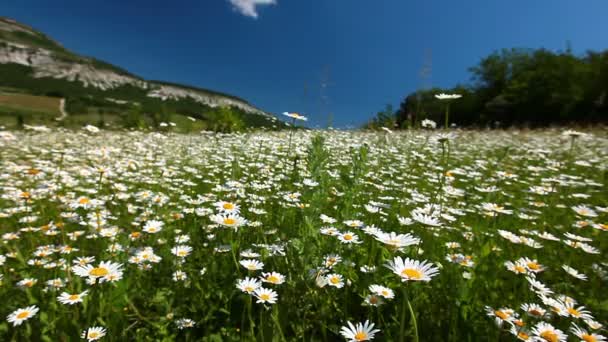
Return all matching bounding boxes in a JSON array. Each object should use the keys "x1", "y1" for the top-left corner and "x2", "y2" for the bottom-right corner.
[
  {"x1": 82, "y1": 326, "x2": 106, "y2": 341},
  {"x1": 236, "y1": 277, "x2": 262, "y2": 294},
  {"x1": 253, "y1": 287, "x2": 278, "y2": 304},
  {"x1": 385, "y1": 256, "x2": 440, "y2": 282},
  {"x1": 338, "y1": 231, "x2": 362, "y2": 244},
  {"x1": 375, "y1": 232, "x2": 420, "y2": 250},
  {"x1": 339, "y1": 320, "x2": 380, "y2": 341},
  {"x1": 72, "y1": 261, "x2": 123, "y2": 283},
  {"x1": 485, "y1": 306, "x2": 516, "y2": 326},
  {"x1": 521, "y1": 303, "x2": 546, "y2": 318},
  {"x1": 325, "y1": 273, "x2": 345, "y2": 288},
  {"x1": 260, "y1": 272, "x2": 285, "y2": 285},
  {"x1": 171, "y1": 245, "x2": 193, "y2": 258},
  {"x1": 6, "y1": 305, "x2": 39, "y2": 326},
  {"x1": 411, "y1": 212, "x2": 442, "y2": 226},
  {"x1": 282, "y1": 112, "x2": 308, "y2": 121},
  {"x1": 531, "y1": 322, "x2": 566, "y2": 342},
  {"x1": 369, "y1": 285, "x2": 394, "y2": 299},
  {"x1": 142, "y1": 220, "x2": 164, "y2": 234},
  {"x1": 214, "y1": 201, "x2": 240, "y2": 213},
  {"x1": 240, "y1": 259, "x2": 264, "y2": 271},
  {"x1": 57, "y1": 290, "x2": 89, "y2": 305},
  {"x1": 562, "y1": 265, "x2": 587, "y2": 280},
  {"x1": 210, "y1": 213, "x2": 247, "y2": 230},
  {"x1": 570, "y1": 323, "x2": 606, "y2": 342}
]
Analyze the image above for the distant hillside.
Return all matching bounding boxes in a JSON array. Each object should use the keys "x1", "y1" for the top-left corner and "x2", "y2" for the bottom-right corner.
[{"x1": 0, "y1": 17, "x2": 283, "y2": 131}]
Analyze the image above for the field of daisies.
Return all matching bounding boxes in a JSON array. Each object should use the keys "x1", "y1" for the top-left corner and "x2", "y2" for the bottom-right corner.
[{"x1": 0, "y1": 127, "x2": 606, "y2": 341}]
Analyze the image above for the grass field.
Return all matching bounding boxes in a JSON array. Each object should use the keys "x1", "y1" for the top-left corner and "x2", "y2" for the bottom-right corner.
[
  {"x1": 0, "y1": 92, "x2": 61, "y2": 116},
  {"x1": 0, "y1": 128, "x2": 606, "y2": 341}
]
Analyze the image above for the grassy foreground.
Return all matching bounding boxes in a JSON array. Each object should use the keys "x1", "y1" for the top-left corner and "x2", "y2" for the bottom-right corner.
[{"x1": 0, "y1": 128, "x2": 606, "y2": 341}]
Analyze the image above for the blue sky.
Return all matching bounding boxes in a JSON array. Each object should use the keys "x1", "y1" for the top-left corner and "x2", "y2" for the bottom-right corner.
[{"x1": 2, "y1": 0, "x2": 608, "y2": 127}]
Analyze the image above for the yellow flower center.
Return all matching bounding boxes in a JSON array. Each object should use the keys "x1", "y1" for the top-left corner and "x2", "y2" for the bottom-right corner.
[
  {"x1": 260, "y1": 293, "x2": 270, "y2": 301},
  {"x1": 89, "y1": 267, "x2": 109, "y2": 277},
  {"x1": 89, "y1": 332, "x2": 100, "y2": 338},
  {"x1": 68, "y1": 294, "x2": 79, "y2": 301},
  {"x1": 518, "y1": 332, "x2": 530, "y2": 340},
  {"x1": 223, "y1": 203, "x2": 235, "y2": 210},
  {"x1": 529, "y1": 309, "x2": 542, "y2": 316},
  {"x1": 567, "y1": 307, "x2": 580, "y2": 317},
  {"x1": 540, "y1": 331, "x2": 559, "y2": 342},
  {"x1": 343, "y1": 234, "x2": 353, "y2": 241},
  {"x1": 79, "y1": 198, "x2": 90, "y2": 204},
  {"x1": 527, "y1": 262, "x2": 540, "y2": 270},
  {"x1": 223, "y1": 218, "x2": 236, "y2": 225},
  {"x1": 244, "y1": 286, "x2": 254, "y2": 293},
  {"x1": 582, "y1": 334, "x2": 597, "y2": 342},
  {"x1": 330, "y1": 277, "x2": 340, "y2": 284},
  {"x1": 401, "y1": 268, "x2": 423, "y2": 280},
  {"x1": 354, "y1": 331, "x2": 368, "y2": 341},
  {"x1": 494, "y1": 310, "x2": 510, "y2": 320},
  {"x1": 515, "y1": 265, "x2": 526, "y2": 273},
  {"x1": 16, "y1": 311, "x2": 30, "y2": 319},
  {"x1": 267, "y1": 275, "x2": 279, "y2": 283}
]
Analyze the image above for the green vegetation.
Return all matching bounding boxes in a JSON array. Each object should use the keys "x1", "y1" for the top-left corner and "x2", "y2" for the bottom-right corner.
[
  {"x1": 0, "y1": 129, "x2": 606, "y2": 341},
  {"x1": 369, "y1": 48, "x2": 608, "y2": 129}
]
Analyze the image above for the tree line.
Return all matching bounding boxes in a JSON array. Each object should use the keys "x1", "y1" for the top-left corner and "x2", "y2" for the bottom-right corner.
[{"x1": 367, "y1": 48, "x2": 608, "y2": 129}]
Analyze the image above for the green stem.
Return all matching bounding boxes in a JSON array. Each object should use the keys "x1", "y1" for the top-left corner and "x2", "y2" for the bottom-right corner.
[
  {"x1": 407, "y1": 294, "x2": 419, "y2": 342},
  {"x1": 272, "y1": 307, "x2": 287, "y2": 342},
  {"x1": 444, "y1": 103, "x2": 450, "y2": 129}
]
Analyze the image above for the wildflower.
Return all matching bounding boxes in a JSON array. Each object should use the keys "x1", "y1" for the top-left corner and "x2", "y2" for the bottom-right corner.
[
  {"x1": 58, "y1": 290, "x2": 89, "y2": 305},
  {"x1": 339, "y1": 320, "x2": 380, "y2": 341},
  {"x1": 369, "y1": 285, "x2": 394, "y2": 299},
  {"x1": 282, "y1": 112, "x2": 308, "y2": 121},
  {"x1": 253, "y1": 287, "x2": 278, "y2": 304},
  {"x1": 240, "y1": 259, "x2": 264, "y2": 271},
  {"x1": 375, "y1": 232, "x2": 420, "y2": 250},
  {"x1": 521, "y1": 303, "x2": 546, "y2": 318},
  {"x1": 142, "y1": 220, "x2": 164, "y2": 234},
  {"x1": 562, "y1": 265, "x2": 587, "y2": 280},
  {"x1": 485, "y1": 306, "x2": 516, "y2": 326},
  {"x1": 572, "y1": 205, "x2": 598, "y2": 218},
  {"x1": 363, "y1": 294, "x2": 384, "y2": 307},
  {"x1": 411, "y1": 212, "x2": 442, "y2": 226},
  {"x1": 385, "y1": 256, "x2": 440, "y2": 282},
  {"x1": 72, "y1": 261, "x2": 123, "y2": 283},
  {"x1": 260, "y1": 272, "x2": 285, "y2": 285},
  {"x1": 210, "y1": 213, "x2": 247, "y2": 229},
  {"x1": 325, "y1": 273, "x2": 345, "y2": 288},
  {"x1": 214, "y1": 201, "x2": 240, "y2": 213},
  {"x1": 237, "y1": 277, "x2": 262, "y2": 293},
  {"x1": 531, "y1": 322, "x2": 566, "y2": 342},
  {"x1": 82, "y1": 326, "x2": 106, "y2": 341},
  {"x1": 570, "y1": 323, "x2": 606, "y2": 342},
  {"x1": 338, "y1": 231, "x2": 362, "y2": 244},
  {"x1": 324, "y1": 254, "x2": 342, "y2": 268},
  {"x1": 171, "y1": 245, "x2": 193, "y2": 258},
  {"x1": 175, "y1": 318, "x2": 196, "y2": 329},
  {"x1": 6, "y1": 306, "x2": 39, "y2": 326}
]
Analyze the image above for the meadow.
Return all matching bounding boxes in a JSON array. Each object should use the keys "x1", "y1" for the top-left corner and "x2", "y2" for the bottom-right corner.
[{"x1": 0, "y1": 127, "x2": 606, "y2": 341}]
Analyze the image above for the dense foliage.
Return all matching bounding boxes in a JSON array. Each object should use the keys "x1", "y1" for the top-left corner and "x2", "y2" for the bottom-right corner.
[{"x1": 368, "y1": 48, "x2": 608, "y2": 129}]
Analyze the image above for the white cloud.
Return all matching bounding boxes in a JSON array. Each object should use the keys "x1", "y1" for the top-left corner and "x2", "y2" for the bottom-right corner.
[{"x1": 228, "y1": 0, "x2": 276, "y2": 19}]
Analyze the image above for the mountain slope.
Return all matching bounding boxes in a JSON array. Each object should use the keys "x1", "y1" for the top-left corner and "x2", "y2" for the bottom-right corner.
[{"x1": 0, "y1": 17, "x2": 280, "y2": 130}]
